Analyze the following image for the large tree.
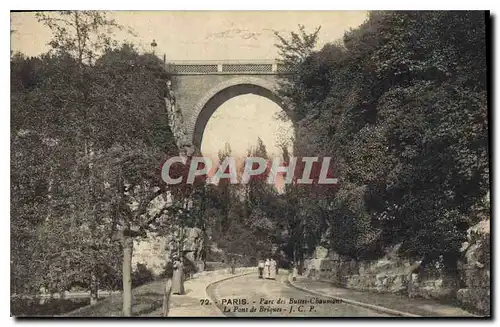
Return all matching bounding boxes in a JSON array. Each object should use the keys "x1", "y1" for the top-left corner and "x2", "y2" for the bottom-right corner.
[
  {"x1": 275, "y1": 12, "x2": 489, "y2": 267},
  {"x1": 11, "y1": 11, "x2": 182, "y2": 316}
]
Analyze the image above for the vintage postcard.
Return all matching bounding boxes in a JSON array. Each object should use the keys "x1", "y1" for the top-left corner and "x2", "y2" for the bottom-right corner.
[{"x1": 10, "y1": 10, "x2": 490, "y2": 318}]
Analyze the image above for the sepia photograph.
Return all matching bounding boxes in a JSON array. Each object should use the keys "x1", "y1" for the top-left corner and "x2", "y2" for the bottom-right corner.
[{"x1": 9, "y1": 10, "x2": 490, "y2": 318}]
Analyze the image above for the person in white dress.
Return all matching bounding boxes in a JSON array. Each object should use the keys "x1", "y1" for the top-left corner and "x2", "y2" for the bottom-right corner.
[
  {"x1": 257, "y1": 259, "x2": 265, "y2": 279},
  {"x1": 292, "y1": 262, "x2": 298, "y2": 281},
  {"x1": 269, "y1": 259, "x2": 277, "y2": 280},
  {"x1": 171, "y1": 256, "x2": 185, "y2": 295},
  {"x1": 264, "y1": 258, "x2": 271, "y2": 279}
]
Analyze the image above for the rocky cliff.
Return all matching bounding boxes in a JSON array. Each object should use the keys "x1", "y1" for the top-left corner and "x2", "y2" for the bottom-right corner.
[
  {"x1": 456, "y1": 219, "x2": 490, "y2": 314},
  {"x1": 303, "y1": 219, "x2": 490, "y2": 315},
  {"x1": 131, "y1": 226, "x2": 206, "y2": 277}
]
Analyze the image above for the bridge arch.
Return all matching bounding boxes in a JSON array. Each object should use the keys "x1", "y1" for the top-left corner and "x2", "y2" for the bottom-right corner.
[{"x1": 186, "y1": 76, "x2": 285, "y2": 148}]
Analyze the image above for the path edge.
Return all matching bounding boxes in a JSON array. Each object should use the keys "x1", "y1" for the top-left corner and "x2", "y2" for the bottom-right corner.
[
  {"x1": 287, "y1": 273, "x2": 422, "y2": 317},
  {"x1": 205, "y1": 268, "x2": 255, "y2": 316}
]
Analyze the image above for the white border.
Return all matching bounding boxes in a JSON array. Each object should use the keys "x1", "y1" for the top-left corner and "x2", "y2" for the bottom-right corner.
[{"x1": 2, "y1": 3, "x2": 498, "y2": 327}]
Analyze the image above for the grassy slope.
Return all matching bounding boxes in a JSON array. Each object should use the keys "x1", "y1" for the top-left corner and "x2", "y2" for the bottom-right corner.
[{"x1": 65, "y1": 279, "x2": 167, "y2": 317}]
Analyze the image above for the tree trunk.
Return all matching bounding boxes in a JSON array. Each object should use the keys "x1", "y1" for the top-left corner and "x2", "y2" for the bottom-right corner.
[
  {"x1": 122, "y1": 236, "x2": 133, "y2": 316},
  {"x1": 90, "y1": 270, "x2": 98, "y2": 305},
  {"x1": 162, "y1": 278, "x2": 173, "y2": 317}
]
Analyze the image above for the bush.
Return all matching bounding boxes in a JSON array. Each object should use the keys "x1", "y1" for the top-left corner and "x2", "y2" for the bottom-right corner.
[{"x1": 131, "y1": 264, "x2": 155, "y2": 288}]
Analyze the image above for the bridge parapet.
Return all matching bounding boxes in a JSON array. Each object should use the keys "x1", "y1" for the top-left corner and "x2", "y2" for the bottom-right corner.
[{"x1": 165, "y1": 60, "x2": 289, "y2": 75}]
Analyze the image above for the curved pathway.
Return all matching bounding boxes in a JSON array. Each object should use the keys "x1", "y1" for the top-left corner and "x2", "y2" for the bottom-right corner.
[{"x1": 207, "y1": 271, "x2": 391, "y2": 317}]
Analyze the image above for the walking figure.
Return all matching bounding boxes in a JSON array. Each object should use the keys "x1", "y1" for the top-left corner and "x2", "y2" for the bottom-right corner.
[
  {"x1": 171, "y1": 255, "x2": 185, "y2": 295},
  {"x1": 291, "y1": 261, "x2": 298, "y2": 281},
  {"x1": 257, "y1": 259, "x2": 265, "y2": 279},
  {"x1": 230, "y1": 258, "x2": 236, "y2": 275},
  {"x1": 264, "y1": 258, "x2": 271, "y2": 279},
  {"x1": 269, "y1": 258, "x2": 277, "y2": 280}
]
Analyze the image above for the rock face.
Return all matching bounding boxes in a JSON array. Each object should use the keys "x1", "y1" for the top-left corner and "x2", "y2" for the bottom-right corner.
[
  {"x1": 165, "y1": 226, "x2": 206, "y2": 273},
  {"x1": 304, "y1": 245, "x2": 422, "y2": 295},
  {"x1": 182, "y1": 227, "x2": 206, "y2": 273},
  {"x1": 456, "y1": 219, "x2": 490, "y2": 315},
  {"x1": 303, "y1": 220, "x2": 491, "y2": 316},
  {"x1": 132, "y1": 227, "x2": 206, "y2": 277},
  {"x1": 165, "y1": 97, "x2": 195, "y2": 156},
  {"x1": 132, "y1": 232, "x2": 167, "y2": 276},
  {"x1": 313, "y1": 246, "x2": 329, "y2": 259},
  {"x1": 206, "y1": 243, "x2": 227, "y2": 262}
]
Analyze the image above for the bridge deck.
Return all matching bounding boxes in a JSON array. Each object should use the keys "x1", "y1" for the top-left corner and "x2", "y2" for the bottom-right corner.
[{"x1": 165, "y1": 60, "x2": 288, "y2": 75}]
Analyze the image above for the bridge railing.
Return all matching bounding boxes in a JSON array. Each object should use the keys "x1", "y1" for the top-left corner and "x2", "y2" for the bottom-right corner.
[{"x1": 165, "y1": 60, "x2": 289, "y2": 75}]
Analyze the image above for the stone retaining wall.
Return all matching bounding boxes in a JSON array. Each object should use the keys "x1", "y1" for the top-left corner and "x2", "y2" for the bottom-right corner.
[
  {"x1": 456, "y1": 219, "x2": 490, "y2": 314},
  {"x1": 304, "y1": 220, "x2": 490, "y2": 315}
]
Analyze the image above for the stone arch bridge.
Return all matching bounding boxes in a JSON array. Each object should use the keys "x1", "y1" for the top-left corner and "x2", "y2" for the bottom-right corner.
[{"x1": 164, "y1": 60, "x2": 289, "y2": 155}]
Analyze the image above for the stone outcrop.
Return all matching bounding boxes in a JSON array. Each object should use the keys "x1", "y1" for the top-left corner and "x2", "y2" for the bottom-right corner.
[
  {"x1": 132, "y1": 232, "x2": 167, "y2": 277},
  {"x1": 165, "y1": 97, "x2": 195, "y2": 156},
  {"x1": 304, "y1": 244, "x2": 422, "y2": 295},
  {"x1": 206, "y1": 243, "x2": 227, "y2": 263},
  {"x1": 313, "y1": 245, "x2": 329, "y2": 260},
  {"x1": 456, "y1": 219, "x2": 490, "y2": 315},
  {"x1": 305, "y1": 251, "x2": 460, "y2": 299},
  {"x1": 163, "y1": 226, "x2": 206, "y2": 274},
  {"x1": 303, "y1": 219, "x2": 490, "y2": 316},
  {"x1": 132, "y1": 226, "x2": 207, "y2": 277}
]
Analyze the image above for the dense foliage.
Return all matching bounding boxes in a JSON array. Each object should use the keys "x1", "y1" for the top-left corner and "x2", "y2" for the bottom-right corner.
[
  {"x1": 275, "y1": 11, "x2": 489, "y2": 266},
  {"x1": 11, "y1": 40, "x2": 177, "y2": 295}
]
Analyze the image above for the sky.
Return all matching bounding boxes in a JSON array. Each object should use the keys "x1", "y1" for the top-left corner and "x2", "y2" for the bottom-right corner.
[
  {"x1": 200, "y1": 94, "x2": 293, "y2": 158},
  {"x1": 11, "y1": 11, "x2": 368, "y2": 59},
  {"x1": 10, "y1": 11, "x2": 368, "y2": 158}
]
